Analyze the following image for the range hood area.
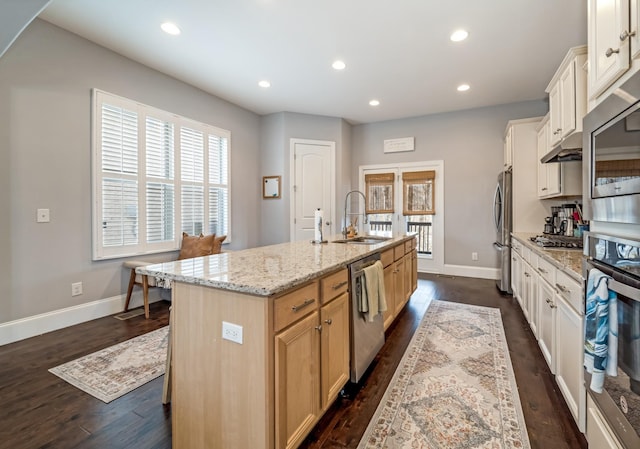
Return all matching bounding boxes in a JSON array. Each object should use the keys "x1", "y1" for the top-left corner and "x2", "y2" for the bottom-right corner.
[{"x1": 541, "y1": 131, "x2": 582, "y2": 163}]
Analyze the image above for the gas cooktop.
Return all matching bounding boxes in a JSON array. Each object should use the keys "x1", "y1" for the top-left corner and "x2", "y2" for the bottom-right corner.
[{"x1": 529, "y1": 235, "x2": 583, "y2": 249}]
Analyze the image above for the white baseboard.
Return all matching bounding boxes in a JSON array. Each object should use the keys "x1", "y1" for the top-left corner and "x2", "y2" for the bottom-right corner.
[
  {"x1": 432, "y1": 264, "x2": 500, "y2": 280},
  {"x1": 0, "y1": 290, "x2": 164, "y2": 347}
]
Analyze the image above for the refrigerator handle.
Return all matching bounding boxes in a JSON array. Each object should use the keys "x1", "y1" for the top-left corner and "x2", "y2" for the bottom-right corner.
[{"x1": 493, "y1": 183, "x2": 500, "y2": 231}]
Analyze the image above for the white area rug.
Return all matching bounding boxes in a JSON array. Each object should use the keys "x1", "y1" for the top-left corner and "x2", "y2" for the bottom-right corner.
[
  {"x1": 358, "y1": 300, "x2": 531, "y2": 449},
  {"x1": 49, "y1": 326, "x2": 168, "y2": 403}
]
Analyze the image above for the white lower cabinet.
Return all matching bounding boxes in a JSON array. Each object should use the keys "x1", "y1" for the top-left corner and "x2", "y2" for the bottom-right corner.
[
  {"x1": 513, "y1": 237, "x2": 586, "y2": 436},
  {"x1": 587, "y1": 395, "x2": 624, "y2": 449},
  {"x1": 527, "y1": 268, "x2": 540, "y2": 338},
  {"x1": 538, "y1": 278, "x2": 557, "y2": 374},
  {"x1": 555, "y1": 290, "x2": 586, "y2": 432}
]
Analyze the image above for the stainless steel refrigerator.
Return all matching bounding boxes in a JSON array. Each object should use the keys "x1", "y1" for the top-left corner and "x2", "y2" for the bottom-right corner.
[{"x1": 493, "y1": 168, "x2": 512, "y2": 294}]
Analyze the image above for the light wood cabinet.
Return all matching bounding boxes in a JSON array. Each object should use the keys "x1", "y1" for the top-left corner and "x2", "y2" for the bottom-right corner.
[
  {"x1": 275, "y1": 311, "x2": 321, "y2": 449},
  {"x1": 275, "y1": 268, "x2": 350, "y2": 449},
  {"x1": 393, "y1": 257, "x2": 405, "y2": 316},
  {"x1": 382, "y1": 241, "x2": 417, "y2": 329},
  {"x1": 320, "y1": 292, "x2": 350, "y2": 409},
  {"x1": 382, "y1": 263, "x2": 395, "y2": 330}
]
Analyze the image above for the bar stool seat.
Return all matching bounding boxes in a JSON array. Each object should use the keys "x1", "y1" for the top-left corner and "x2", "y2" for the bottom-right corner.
[{"x1": 123, "y1": 260, "x2": 158, "y2": 319}]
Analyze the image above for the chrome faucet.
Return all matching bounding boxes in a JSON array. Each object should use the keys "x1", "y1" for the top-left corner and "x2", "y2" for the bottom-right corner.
[{"x1": 343, "y1": 190, "x2": 368, "y2": 237}]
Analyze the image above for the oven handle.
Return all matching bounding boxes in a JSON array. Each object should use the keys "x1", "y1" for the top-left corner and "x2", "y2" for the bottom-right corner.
[{"x1": 585, "y1": 259, "x2": 640, "y2": 301}]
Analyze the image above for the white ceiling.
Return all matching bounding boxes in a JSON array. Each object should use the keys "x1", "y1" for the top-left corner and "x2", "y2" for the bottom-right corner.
[{"x1": 38, "y1": 0, "x2": 587, "y2": 124}]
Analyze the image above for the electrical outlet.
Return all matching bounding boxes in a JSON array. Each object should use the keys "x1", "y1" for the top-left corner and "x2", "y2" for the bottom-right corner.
[
  {"x1": 472, "y1": 252, "x2": 478, "y2": 261},
  {"x1": 71, "y1": 282, "x2": 83, "y2": 296},
  {"x1": 222, "y1": 321, "x2": 243, "y2": 344},
  {"x1": 37, "y1": 208, "x2": 50, "y2": 223}
]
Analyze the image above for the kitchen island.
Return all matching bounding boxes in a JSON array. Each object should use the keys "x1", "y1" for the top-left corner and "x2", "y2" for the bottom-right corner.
[{"x1": 138, "y1": 233, "x2": 417, "y2": 449}]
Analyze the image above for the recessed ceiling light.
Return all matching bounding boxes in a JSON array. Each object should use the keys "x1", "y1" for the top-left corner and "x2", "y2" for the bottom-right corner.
[
  {"x1": 457, "y1": 84, "x2": 470, "y2": 92},
  {"x1": 369, "y1": 99, "x2": 380, "y2": 106},
  {"x1": 450, "y1": 29, "x2": 468, "y2": 42},
  {"x1": 161, "y1": 22, "x2": 181, "y2": 36},
  {"x1": 258, "y1": 80, "x2": 271, "y2": 88},
  {"x1": 332, "y1": 60, "x2": 346, "y2": 70}
]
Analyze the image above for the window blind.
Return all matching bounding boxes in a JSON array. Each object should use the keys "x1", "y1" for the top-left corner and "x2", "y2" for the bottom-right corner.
[
  {"x1": 402, "y1": 170, "x2": 435, "y2": 215},
  {"x1": 365, "y1": 173, "x2": 395, "y2": 214},
  {"x1": 92, "y1": 89, "x2": 231, "y2": 259}
]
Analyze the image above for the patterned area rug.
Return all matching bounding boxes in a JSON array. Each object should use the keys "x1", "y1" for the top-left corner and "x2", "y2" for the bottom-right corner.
[
  {"x1": 358, "y1": 300, "x2": 531, "y2": 449},
  {"x1": 49, "y1": 326, "x2": 168, "y2": 403}
]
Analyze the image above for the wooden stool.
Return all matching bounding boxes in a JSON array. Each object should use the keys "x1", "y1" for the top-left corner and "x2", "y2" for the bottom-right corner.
[{"x1": 123, "y1": 260, "x2": 157, "y2": 319}]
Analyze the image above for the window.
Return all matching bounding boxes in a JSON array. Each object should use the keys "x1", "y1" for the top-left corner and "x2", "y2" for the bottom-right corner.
[
  {"x1": 402, "y1": 170, "x2": 435, "y2": 215},
  {"x1": 92, "y1": 90, "x2": 230, "y2": 260}
]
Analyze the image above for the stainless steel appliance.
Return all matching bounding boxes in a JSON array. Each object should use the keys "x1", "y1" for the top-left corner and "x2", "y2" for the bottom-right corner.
[
  {"x1": 530, "y1": 234, "x2": 583, "y2": 249},
  {"x1": 583, "y1": 72, "x2": 640, "y2": 224},
  {"x1": 493, "y1": 168, "x2": 512, "y2": 294},
  {"x1": 584, "y1": 232, "x2": 640, "y2": 449},
  {"x1": 348, "y1": 253, "x2": 385, "y2": 383}
]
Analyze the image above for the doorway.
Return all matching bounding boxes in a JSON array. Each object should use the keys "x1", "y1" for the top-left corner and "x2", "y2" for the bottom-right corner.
[
  {"x1": 360, "y1": 161, "x2": 444, "y2": 274},
  {"x1": 289, "y1": 139, "x2": 335, "y2": 242}
]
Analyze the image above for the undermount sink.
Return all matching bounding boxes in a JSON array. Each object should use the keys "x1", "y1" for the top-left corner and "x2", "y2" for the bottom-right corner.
[{"x1": 332, "y1": 235, "x2": 392, "y2": 244}]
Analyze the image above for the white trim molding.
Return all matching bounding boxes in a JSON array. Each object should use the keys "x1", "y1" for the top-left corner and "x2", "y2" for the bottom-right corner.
[
  {"x1": 0, "y1": 290, "x2": 164, "y2": 347},
  {"x1": 441, "y1": 264, "x2": 500, "y2": 280}
]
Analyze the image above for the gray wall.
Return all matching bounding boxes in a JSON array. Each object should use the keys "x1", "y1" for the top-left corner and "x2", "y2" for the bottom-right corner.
[
  {"x1": 259, "y1": 112, "x2": 352, "y2": 244},
  {"x1": 0, "y1": 18, "x2": 553, "y2": 327},
  {"x1": 0, "y1": 19, "x2": 261, "y2": 323},
  {"x1": 351, "y1": 100, "x2": 548, "y2": 268}
]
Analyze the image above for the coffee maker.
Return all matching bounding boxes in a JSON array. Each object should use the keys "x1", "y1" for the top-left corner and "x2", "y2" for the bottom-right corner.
[{"x1": 544, "y1": 217, "x2": 554, "y2": 234}]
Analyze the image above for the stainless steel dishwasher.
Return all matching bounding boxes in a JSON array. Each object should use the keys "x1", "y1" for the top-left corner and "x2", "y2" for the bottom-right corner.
[{"x1": 349, "y1": 252, "x2": 385, "y2": 383}]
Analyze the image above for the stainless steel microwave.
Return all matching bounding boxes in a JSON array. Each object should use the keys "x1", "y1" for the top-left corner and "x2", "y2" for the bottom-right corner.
[{"x1": 583, "y1": 72, "x2": 640, "y2": 224}]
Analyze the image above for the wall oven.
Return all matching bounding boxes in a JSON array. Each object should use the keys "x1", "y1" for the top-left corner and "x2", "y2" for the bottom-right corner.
[
  {"x1": 583, "y1": 72, "x2": 640, "y2": 224},
  {"x1": 584, "y1": 232, "x2": 640, "y2": 449}
]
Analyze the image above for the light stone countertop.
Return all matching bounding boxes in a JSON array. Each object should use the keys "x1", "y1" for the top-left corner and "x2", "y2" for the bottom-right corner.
[
  {"x1": 512, "y1": 233, "x2": 584, "y2": 282},
  {"x1": 136, "y1": 233, "x2": 416, "y2": 297}
]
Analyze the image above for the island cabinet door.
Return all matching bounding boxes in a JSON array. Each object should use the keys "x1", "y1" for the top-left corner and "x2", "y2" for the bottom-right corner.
[
  {"x1": 393, "y1": 258, "x2": 405, "y2": 316},
  {"x1": 382, "y1": 263, "x2": 395, "y2": 330},
  {"x1": 320, "y1": 292, "x2": 350, "y2": 410},
  {"x1": 275, "y1": 311, "x2": 321, "y2": 449}
]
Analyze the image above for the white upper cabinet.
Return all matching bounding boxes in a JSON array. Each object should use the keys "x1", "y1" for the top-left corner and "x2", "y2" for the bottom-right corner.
[
  {"x1": 537, "y1": 115, "x2": 561, "y2": 197},
  {"x1": 588, "y1": 0, "x2": 640, "y2": 102},
  {"x1": 504, "y1": 125, "x2": 513, "y2": 169},
  {"x1": 546, "y1": 46, "x2": 588, "y2": 150}
]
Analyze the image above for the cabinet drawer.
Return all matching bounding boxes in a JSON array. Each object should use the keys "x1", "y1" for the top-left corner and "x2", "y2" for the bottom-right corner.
[
  {"x1": 537, "y1": 257, "x2": 556, "y2": 286},
  {"x1": 555, "y1": 269, "x2": 583, "y2": 314},
  {"x1": 381, "y1": 248, "x2": 394, "y2": 268},
  {"x1": 394, "y1": 244, "x2": 404, "y2": 261},
  {"x1": 511, "y1": 239, "x2": 522, "y2": 255},
  {"x1": 320, "y1": 268, "x2": 348, "y2": 304},
  {"x1": 404, "y1": 239, "x2": 414, "y2": 254},
  {"x1": 274, "y1": 282, "x2": 319, "y2": 332},
  {"x1": 523, "y1": 246, "x2": 531, "y2": 264}
]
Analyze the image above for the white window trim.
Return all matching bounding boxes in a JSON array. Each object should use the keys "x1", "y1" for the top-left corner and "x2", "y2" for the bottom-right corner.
[
  {"x1": 91, "y1": 89, "x2": 231, "y2": 260},
  {"x1": 359, "y1": 160, "x2": 444, "y2": 274}
]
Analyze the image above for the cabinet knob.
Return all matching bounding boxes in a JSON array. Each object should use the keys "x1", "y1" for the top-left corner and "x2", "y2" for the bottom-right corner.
[
  {"x1": 605, "y1": 47, "x2": 620, "y2": 57},
  {"x1": 541, "y1": 187, "x2": 548, "y2": 191},
  {"x1": 315, "y1": 325, "x2": 322, "y2": 332},
  {"x1": 324, "y1": 318, "x2": 333, "y2": 325},
  {"x1": 620, "y1": 29, "x2": 636, "y2": 41}
]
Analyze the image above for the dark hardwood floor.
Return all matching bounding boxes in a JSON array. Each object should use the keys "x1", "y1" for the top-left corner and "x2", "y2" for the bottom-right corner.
[{"x1": 0, "y1": 274, "x2": 588, "y2": 449}]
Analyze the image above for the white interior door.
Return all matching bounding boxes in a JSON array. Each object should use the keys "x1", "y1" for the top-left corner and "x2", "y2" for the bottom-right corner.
[{"x1": 290, "y1": 139, "x2": 335, "y2": 242}]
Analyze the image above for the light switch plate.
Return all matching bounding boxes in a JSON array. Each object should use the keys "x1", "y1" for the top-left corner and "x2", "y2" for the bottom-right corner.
[{"x1": 37, "y1": 208, "x2": 50, "y2": 223}]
